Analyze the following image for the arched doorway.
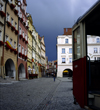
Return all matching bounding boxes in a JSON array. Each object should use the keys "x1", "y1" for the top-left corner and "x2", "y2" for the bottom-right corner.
[
  {"x1": 18, "y1": 63, "x2": 25, "y2": 79},
  {"x1": 5, "y1": 59, "x2": 15, "y2": 79},
  {"x1": 63, "y1": 69, "x2": 73, "y2": 77}
]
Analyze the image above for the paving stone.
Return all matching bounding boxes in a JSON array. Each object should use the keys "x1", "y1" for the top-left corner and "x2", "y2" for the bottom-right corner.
[{"x1": 0, "y1": 78, "x2": 86, "y2": 110}]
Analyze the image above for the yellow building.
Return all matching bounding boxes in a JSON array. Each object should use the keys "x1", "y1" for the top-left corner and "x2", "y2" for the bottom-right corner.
[
  {"x1": 3, "y1": 0, "x2": 19, "y2": 80},
  {"x1": 27, "y1": 13, "x2": 33, "y2": 77},
  {"x1": 0, "y1": 0, "x2": 6, "y2": 77}
]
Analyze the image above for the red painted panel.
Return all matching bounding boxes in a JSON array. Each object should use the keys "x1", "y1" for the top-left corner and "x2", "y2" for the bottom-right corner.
[{"x1": 73, "y1": 57, "x2": 87, "y2": 108}]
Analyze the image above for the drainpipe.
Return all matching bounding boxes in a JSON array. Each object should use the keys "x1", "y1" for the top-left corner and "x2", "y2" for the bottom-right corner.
[{"x1": 2, "y1": 0, "x2": 8, "y2": 79}]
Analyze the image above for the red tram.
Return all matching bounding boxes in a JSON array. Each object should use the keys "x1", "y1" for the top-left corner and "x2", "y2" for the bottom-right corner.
[{"x1": 72, "y1": 1, "x2": 100, "y2": 109}]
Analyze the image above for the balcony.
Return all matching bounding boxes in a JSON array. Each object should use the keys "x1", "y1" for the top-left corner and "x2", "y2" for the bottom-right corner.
[
  {"x1": 15, "y1": 30, "x2": 19, "y2": 35},
  {"x1": 14, "y1": 9, "x2": 18, "y2": 15},
  {"x1": 19, "y1": 34, "x2": 23, "y2": 39},
  {"x1": 11, "y1": 26, "x2": 15, "y2": 31}
]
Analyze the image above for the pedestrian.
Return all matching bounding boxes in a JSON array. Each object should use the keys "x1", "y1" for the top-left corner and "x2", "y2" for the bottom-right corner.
[{"x1": 53, "y1": 73, "x2": 56, "y2": 82}]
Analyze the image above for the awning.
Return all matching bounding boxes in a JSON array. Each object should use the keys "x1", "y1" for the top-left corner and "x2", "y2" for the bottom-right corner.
[{"x1": 63, "y1": 70, "x2": 68, "y2": 72}]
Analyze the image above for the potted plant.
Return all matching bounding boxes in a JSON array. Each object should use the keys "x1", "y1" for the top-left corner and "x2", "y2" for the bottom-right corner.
[
  {"x1": 14, "y1": 9, "x2": 18, "y2": 15},
  {"x1": 7, "y1": 21, "x2": 11, "y2": 27},
  {"x1": 10, "y1": 3, "x2": 15, "y2": 10},
  {"x1": 11, "y1": 26, "x2": 15, "y2": 31},
  {"x1": 0, "y1": 41, "x2": 4, "y2": 46},
  {"x1": 19, "y1": 52, "x2": 22, "y2": 57},
  {"x1": 19, "y1": 34, "x2": 23, "y2": 39},
  {"x1": 0, "y1": 11, "x2": 6, "y2": 17},
  {"x1": 15, "y1": 30, "x2": 19, "y2": 35}
]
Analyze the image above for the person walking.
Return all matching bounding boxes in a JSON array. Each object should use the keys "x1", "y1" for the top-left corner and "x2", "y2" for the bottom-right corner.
[{"x1": 53, "y1": 73, "x2": 56, "y2": 82}]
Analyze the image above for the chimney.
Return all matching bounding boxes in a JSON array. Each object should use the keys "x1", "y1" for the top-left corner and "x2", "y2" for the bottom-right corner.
[
  {"x1": 63, "y1": 28, "x2": 72, "y2": 35},
  {"x1": 64, "y1": 28, "x2": 67, "y2": 35}
]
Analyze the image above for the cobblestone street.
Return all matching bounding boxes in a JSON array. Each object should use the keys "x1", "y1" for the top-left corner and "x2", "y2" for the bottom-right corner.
[{"x1": 0, "y1": 78, "x2": 85, "y2": 110}]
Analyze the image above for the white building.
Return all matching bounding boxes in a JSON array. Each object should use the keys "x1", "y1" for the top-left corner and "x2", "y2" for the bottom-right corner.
[
  {"x1": 57, "y1": 28, "x2": 73, "y2": 77},
  {"x1": 57, "y1": 28, "x2": 100, "y2": 77}
]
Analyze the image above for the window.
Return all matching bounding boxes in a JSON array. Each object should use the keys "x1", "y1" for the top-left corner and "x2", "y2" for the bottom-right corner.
[
  {"x1": 10, "y1": 38, "x2": 12, "y2": 44},
  {"x1": 19, "y1": 27, "x2": 21, "y2": 34},
  {"x1": 97, "y1": 57, "x2": 100, "y2": 60},
  {"x1": 5, "y1": 35, "x2": 8, "y2": 41},
  {"x1": 73, "y1": 27, "x2": 81, "y2": 59},
  {"x1": 94, "y1": 48, "x2": 98, "y2": 53},
  {"x1": 69, "y1": 58, "x2": 72, "y2": 63},
  {"x1": 22, "y1": 47, "x2": 24, "y2": 54},
  {"x1": 0, "y1": 4, "x2": 3, "y2": 11},
  {"x1": 23, "y1": 16, "x2": 25, "y2": 22},
  {"x1": 19, "y1": 44, "x2": 21, "y2": 52},
  {"x1": 69, "y1": 48, "x2": 72, "y2": 54},
  {"x1": 65, "y1": 39, "x2": 68, "y2": 43},
  {"x1": 25, "y1": 35, "x2": 27, "y2": 40},
  {"x1": 62, "y1": 58, "x2": 65, "y2": 63},
  {"x1": 11, "y1": 18, "x2": 13, "y2": 25},
  {"x1": 96, "y1": 38, "x2": 100, "y2": 43},
  {"x1": 94, "y1": 57, "x2": 96, "y2": 60},
  {"x1": 25, "y1": 49, "x2": 26, "y2": 55},
  {"x1": 62, "y1": 48, "x2": 65, "y2": 54},
  {"x1": 0, "y1": 31, "x2": 2, "y2": 40},
  {"x1": 15, "y1": 22, "x2": 17, "y2": 30},
  {"x1": 14, "y1": 41, "x2": 16, "y2": 48},
  {"x1": 23, "y1": 31, "x2": 24, "y2": 38},
  {"x1": 7, "y1": 13, "x2": 9, "y2": 21}
]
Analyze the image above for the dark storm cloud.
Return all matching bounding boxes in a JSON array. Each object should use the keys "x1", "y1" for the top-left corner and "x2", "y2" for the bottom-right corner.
[{"x1": 27, "y1": 0, "x2": 97, "y2": 61}]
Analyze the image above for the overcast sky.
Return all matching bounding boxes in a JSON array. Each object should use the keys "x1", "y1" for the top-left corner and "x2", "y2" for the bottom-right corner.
[{"x1": 27, "y1": 0, "x2": 97, "y2": 61}]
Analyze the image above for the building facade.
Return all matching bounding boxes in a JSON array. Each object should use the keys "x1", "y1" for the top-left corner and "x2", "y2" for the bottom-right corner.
[
  {"x1": 3, "y1": 0, "x2": 19, "y2": 80},
  {"x1": 57, "y1": 28, "x2": 73, "y2": 77},
  {"x1": 57, "y1": 28, "x2": 100, "y2": 78},
  {"x1": 18, "y1": 0, "x2": 28, "y2": 80},
  {"x1": 27, "y1": 13, "x2": 33, "y2": 77},
  {"x1": 0, "y1": 0, "x2": 6, "y2": 78}
]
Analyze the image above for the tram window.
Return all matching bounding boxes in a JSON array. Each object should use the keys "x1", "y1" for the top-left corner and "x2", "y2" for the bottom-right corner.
[{"x1": 73, "y1": 27, "x2": 81, "y2": 59}]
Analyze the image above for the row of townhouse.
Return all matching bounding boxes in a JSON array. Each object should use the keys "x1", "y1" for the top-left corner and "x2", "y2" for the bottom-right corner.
[
  {"x1": 0, "y1": 0, "x2": 47, "y2": 80},
  {"x1": 57, "y1": 28, "x2": 100, "y2": 77}
]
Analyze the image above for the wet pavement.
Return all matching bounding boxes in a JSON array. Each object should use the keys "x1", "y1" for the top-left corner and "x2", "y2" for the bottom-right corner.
[{"x1": 0, "y1": 77, "x2": 86, "y2": 110}]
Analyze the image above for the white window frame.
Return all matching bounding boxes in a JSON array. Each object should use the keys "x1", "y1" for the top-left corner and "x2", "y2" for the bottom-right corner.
[
  {"x1": 0, "y1": 31, "x2": 2, "y2": 40},
  {"x1": 19, "y1": 44, "x2": 21, "y2": 52},
  {"x1": 23, "y1": 31, "x2": 24, "y2": 38},
  {"x1": 15, "y1": 22, "x2": 17, "y2": 30},
  {"x1": 62, "y1": 58, "x2": 65, "y2": 63},
  {"x1": 69, "y1": 48, "x2": 72, "y2": 54},
  {"x1": 5, "y1": 35, "x2": 8, "y2": 42},
  {"x1": 11, "y1": 18, "x2": 13, "y2": 26},
  {"x1": 22, "y1": 46, "x2": 24, "y2": 54},
  {"x1": 0, "y1": 4, "x2": 3, "y2": 11},
  {"x1": 69, "y1": 58, "x2": 72, "y2": 63},
  {"x1": 62, "y1": 48, "x2": 65, "y2": 54},
  {"x1": 25, "y1": 49, "x2": 26, "y2": 55},
  {"x1": 7, "y1": 13, "x2": 9, "y2": 21},
  {"x1": 19, "y1": 27, "x2": 21, "y2": 34},
  {"x1": 94, "y1": 48, "x2": 98, "y2": 53},
  {"x1": 14, "y1": 41, "x2": 16, "y2": 49},
  {"x1": 65, "y1": 39, "x2": 68, "y2": 43},
  {"x1": 10, "y1": 38, "x2": 12, "y2": 45},
  {"x1": 25, "y1": 35, "x2": 27, "y2": 40},
  {"x1": 96, "y1": 38, "x2": 100, "y2": 43}
]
